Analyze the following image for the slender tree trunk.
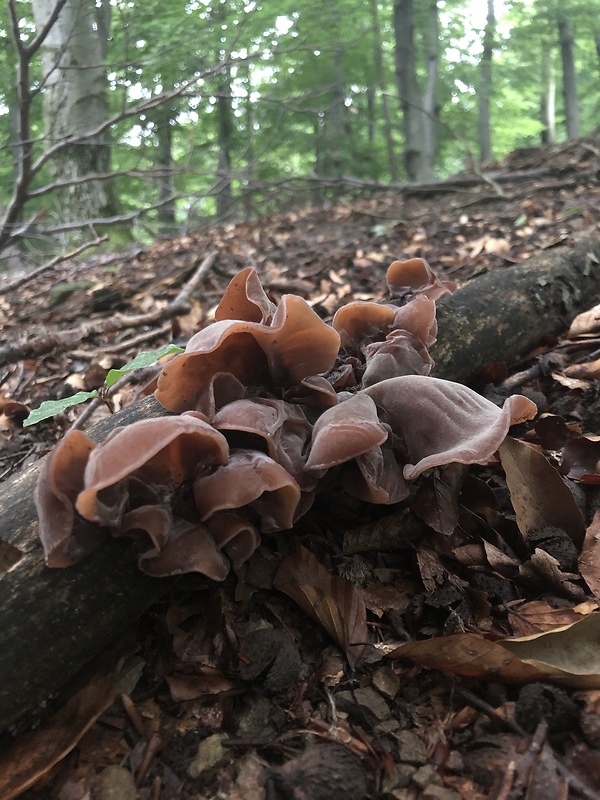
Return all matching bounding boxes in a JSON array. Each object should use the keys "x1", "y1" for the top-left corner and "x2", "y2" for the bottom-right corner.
[
  {"x1": 478, "y1": 0, "x2": 495, "y2": 162},
  {"x1": 422, "y1": 1, "x2": 439, "y2": 171},
  {"x1": 31, "y1": 0, "x2": 123, "y2": 241},
  {"x1": 595, "y1": 32, "x2": 600, "y2": 78},
  {"x1": 243, "y1": 63, "x2": 255, "y2": 220},
  {"x1": 215, "y1": 75, "x2": 234, "y2": 221},
  {"x1": 540, "y1": 46, "x2": 556, "y2": 144},
  {"x1": 393, "y1": 0, "x2": 434, "y2": 181},
  {"x1": 369, "y1": 0, "x2": 398, "y2": 181},
  {"x1": 557, "y1": 14, "x2": 580, "y2": 139},
  {"x1": 154, "y1": 105, "x2": 177, "y2": 236}
]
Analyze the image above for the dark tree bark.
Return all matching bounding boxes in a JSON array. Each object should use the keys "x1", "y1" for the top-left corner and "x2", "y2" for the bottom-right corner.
[
  {"x1": 2, "y1": 233, "x2": 600, "y2": 734},
  {"x1": 478, "y1": 0, "x2": 495, "y2": 162},
  {"x1": 433, "y1": 233, "x2": 600, "y2": 382},
  {"x1": 557, "y1": 14, "x2": 580, "y2": 140}
]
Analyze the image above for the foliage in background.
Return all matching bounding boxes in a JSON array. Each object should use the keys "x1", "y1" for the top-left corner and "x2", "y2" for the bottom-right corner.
[{"x1": 0, "y1": 0, "x2": 598, "y2": 263}]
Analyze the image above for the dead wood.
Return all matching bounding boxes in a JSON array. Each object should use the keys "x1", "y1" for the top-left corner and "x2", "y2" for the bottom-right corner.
[
  {"x1": 1, "y1": 231, "x2": 600, "y2": 735},
  {"x1": 432, "y1": 231, "x2": 600, "y2": 382}
]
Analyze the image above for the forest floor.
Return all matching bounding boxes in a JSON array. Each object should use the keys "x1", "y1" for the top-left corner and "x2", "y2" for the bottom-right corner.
[{"x1": 2, "y1": 137, "x2": 600, "y2": 800}]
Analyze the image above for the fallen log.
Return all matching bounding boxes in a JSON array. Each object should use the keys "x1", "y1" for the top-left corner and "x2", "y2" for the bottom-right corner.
[
  {"x1": 432, "y1": 232, "x2": 600, "y2": 381},
  {"x1": 1, "y1": 231, "x2": 599, "y2": 734}
]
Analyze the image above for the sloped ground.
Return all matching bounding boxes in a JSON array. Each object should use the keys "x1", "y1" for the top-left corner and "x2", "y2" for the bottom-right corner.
[{"x1": 2, "y1": 138, "x2": 600, "y2": 800}]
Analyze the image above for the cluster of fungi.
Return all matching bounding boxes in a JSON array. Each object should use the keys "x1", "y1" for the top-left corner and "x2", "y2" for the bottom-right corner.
[{"x1": 35, "y1": 259, "x2": 537, "y2": 579}]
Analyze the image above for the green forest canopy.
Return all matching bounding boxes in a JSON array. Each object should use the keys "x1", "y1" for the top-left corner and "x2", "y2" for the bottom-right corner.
[{"x1": 0, "y1": 0, "x2": 598, "y2": 254}]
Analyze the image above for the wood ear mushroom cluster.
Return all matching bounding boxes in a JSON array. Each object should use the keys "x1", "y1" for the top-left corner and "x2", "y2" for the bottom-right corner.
[{"x1": 35, "y1": 260, "x2": 536, "y2": 578}]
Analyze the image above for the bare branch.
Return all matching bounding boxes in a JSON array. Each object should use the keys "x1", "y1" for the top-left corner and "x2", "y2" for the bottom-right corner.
[
  {"x1": 0, "y1": 234, "x2": 108, "y2": 296},
  {"x1": 23, "y1": 0, "x2": 70, "y2": 58}
]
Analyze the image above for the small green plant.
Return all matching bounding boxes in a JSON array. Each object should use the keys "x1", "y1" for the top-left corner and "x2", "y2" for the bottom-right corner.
[{"x1": 23, "y1": 343, "x2": 184, "y2": 427}]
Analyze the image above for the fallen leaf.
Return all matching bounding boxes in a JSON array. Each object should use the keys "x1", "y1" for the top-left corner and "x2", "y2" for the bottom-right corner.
[
  {"x1": 566, "y1": 303, "x2": 600, "y2": 337},
  {"x1": 500, "y1": 613, "x2": 600, "y2": 688},
  {"x1": 273, "y1": 546, "x2": 367, "y2": 668},
  {"x1": 561, "y1": 436, "x2": 600, "y2": 483},
  {"x1": 0, "y1": 647, "x2": 127, "y2": 799},
  {"x1": 507, "y1": 599, "x2": 596, "y2": 636},
  {"x1": 499, "y1": 436, "x2": 585, "y2": 548},
  {"x1": 579, "y1": 509, "x2": 600, "y2": 600},
  {"x1": 412, "y1": 464, "x2": 467, "y2": 536},
  {"x1": 166, "y1": 668, "x2": 235, "y2": 701},
  {"x1": 388, "y1": 612, "x2": 600, "y2": 688},
  {"x1": 388, "y1": 634, "x2": 543, "y2": 682},
  {"x1": 564, "y1": 358, "x2": 600, "y2": 379}
]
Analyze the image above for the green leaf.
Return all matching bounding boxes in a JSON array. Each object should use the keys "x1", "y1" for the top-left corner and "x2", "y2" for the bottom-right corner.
[
  {"x1": 23, "y1": 391, "x2": 98, "y2": 427},
  {"x1": 104, "y1": 343, "x2": 184, "y2": 388}
]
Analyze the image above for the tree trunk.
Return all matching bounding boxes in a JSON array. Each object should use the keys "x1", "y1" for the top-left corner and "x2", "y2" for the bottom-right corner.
[
  {"x1": 478, "y1": 0, "x2": 495, "y2": 162},
  {"x1": 369, "y1": 0, "x2": 398, "y2": 181},
  {"x1": 2, "y1": 233, "x2": 600, "y2": 735},
  {"x1": 31, "y1": 0, "x2": 123, "y2": 241},
  {"x1": 557, "y1": 14, "x2": 580, "y2": 140},
  {"x1": 393, "y1": 0, "x2": 434, "y2": 181},
  {"x1": 422, "y1": 1, "x2": 439, "y2": 172},
  {"x1": 540, "y1": 46, "x2": 556, "y2": 144},
  {"x1": 215, "y1": 75, "x2": 235, "y2": 221},
  {"x1": 154, "y1": 105, "x2": 177, "y2": 236}
]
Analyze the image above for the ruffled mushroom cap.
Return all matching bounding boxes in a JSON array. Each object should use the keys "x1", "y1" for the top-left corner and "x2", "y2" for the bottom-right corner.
[
  {"x1": 138, "y1": 519, "x2": 230, "y2": 580},
  {"x1": 332, "y1": 295, "x2": 437, "y2": 386},
  {"x1": 285, "y1": 375, "x2": 340, "y2": 410},
  {"x1": 364, "y1": 375, "x2": 537, "y2": 480},
  {"x1": 118, "y1": 503, "x2": 173, "y2": 551},
  {"x1": 305, "y1": 394, "x2": 389, "y2": 470},
  {"x1": 386, "y1": 258, "x2": 458, "y2": 302},
  {"x1": 193, "y1": 371, "x2": 246, "y2": 420},
  {"x1": 155, "y1": 294, "x2": 341, "y2": 414},
  {"x1": 205, "y1": 512, "x2": 261, "y2": 569},
  {"x1": 332, "y1": 302, "x2": 397, "y2": 354},
  {"x1": 76, "y1": 412, "x2": 229, "y2": 527},
  {"x1": 361, "y1": 329, "x2": 433, "y2": 387},
  {"x1": 342, "y1": 444, "x2": 410, "y2": 504},
  {"x1": 214, "y1": 266, "x2": 276, "y2": 323},
  {"x1": 193, "y1": 449, "x2": 301, "y2": 532},
  {"x1": 213, "y1": 398, "x2": 315, "y2": 488},
  {"x1": 35, "y1": 429, "x2": 106, "y2": 567}
]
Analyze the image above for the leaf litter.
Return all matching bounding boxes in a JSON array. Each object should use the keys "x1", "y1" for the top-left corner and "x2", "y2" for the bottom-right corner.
[{"x1": 2, "y1": 139, "x2": 600, "y2": 798}]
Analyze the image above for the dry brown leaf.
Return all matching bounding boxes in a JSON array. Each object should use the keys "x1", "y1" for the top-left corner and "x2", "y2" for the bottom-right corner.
[
  {"x1": 412, "y1": 464, "x2": 467, "y2": 536},
  {"x1": 579, "y1": 509, "x2": 600, "y2": 600},
  {"x1": 551, "y1": 371, "x2": 590, "y2": 391},
  {"x1": 561, "y1": 436, "x2": 600, "y2": 483},
  {"x1": 566, "y1": 303, "x2": 600, "y2": 337},
  {"x1": 166, "y1": 669, "x2": 236, "y2": 701},
  {"x1": 507, "y1": 599, "x2": 596, "y2": 636},
  {"x1": 389, "y1": 612, "x2": 600, "y2": 688},
  {"x1": 388, "y1": 634, "x2": 543, "y2": 682},
  {"x1": 499, "y1": 436, "x2": 586, "y2": 548},
  {"x1": 273, "y1": 546, "x2": 367, "y2": 668},
  {"x1": 500, "y1": 612, "x2": 600, "y2": 688},
  {"x1": 564, "y1": 357, "x2": 600, "y2": 379},
  {"x1": 0, "y1": 651, "x2": 123, "y2": 799}
]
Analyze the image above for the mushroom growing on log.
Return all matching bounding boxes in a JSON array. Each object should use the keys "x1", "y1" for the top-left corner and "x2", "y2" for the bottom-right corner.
[{"x1": 0, "y1": 231, "x2": 599, "y2": 735}]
